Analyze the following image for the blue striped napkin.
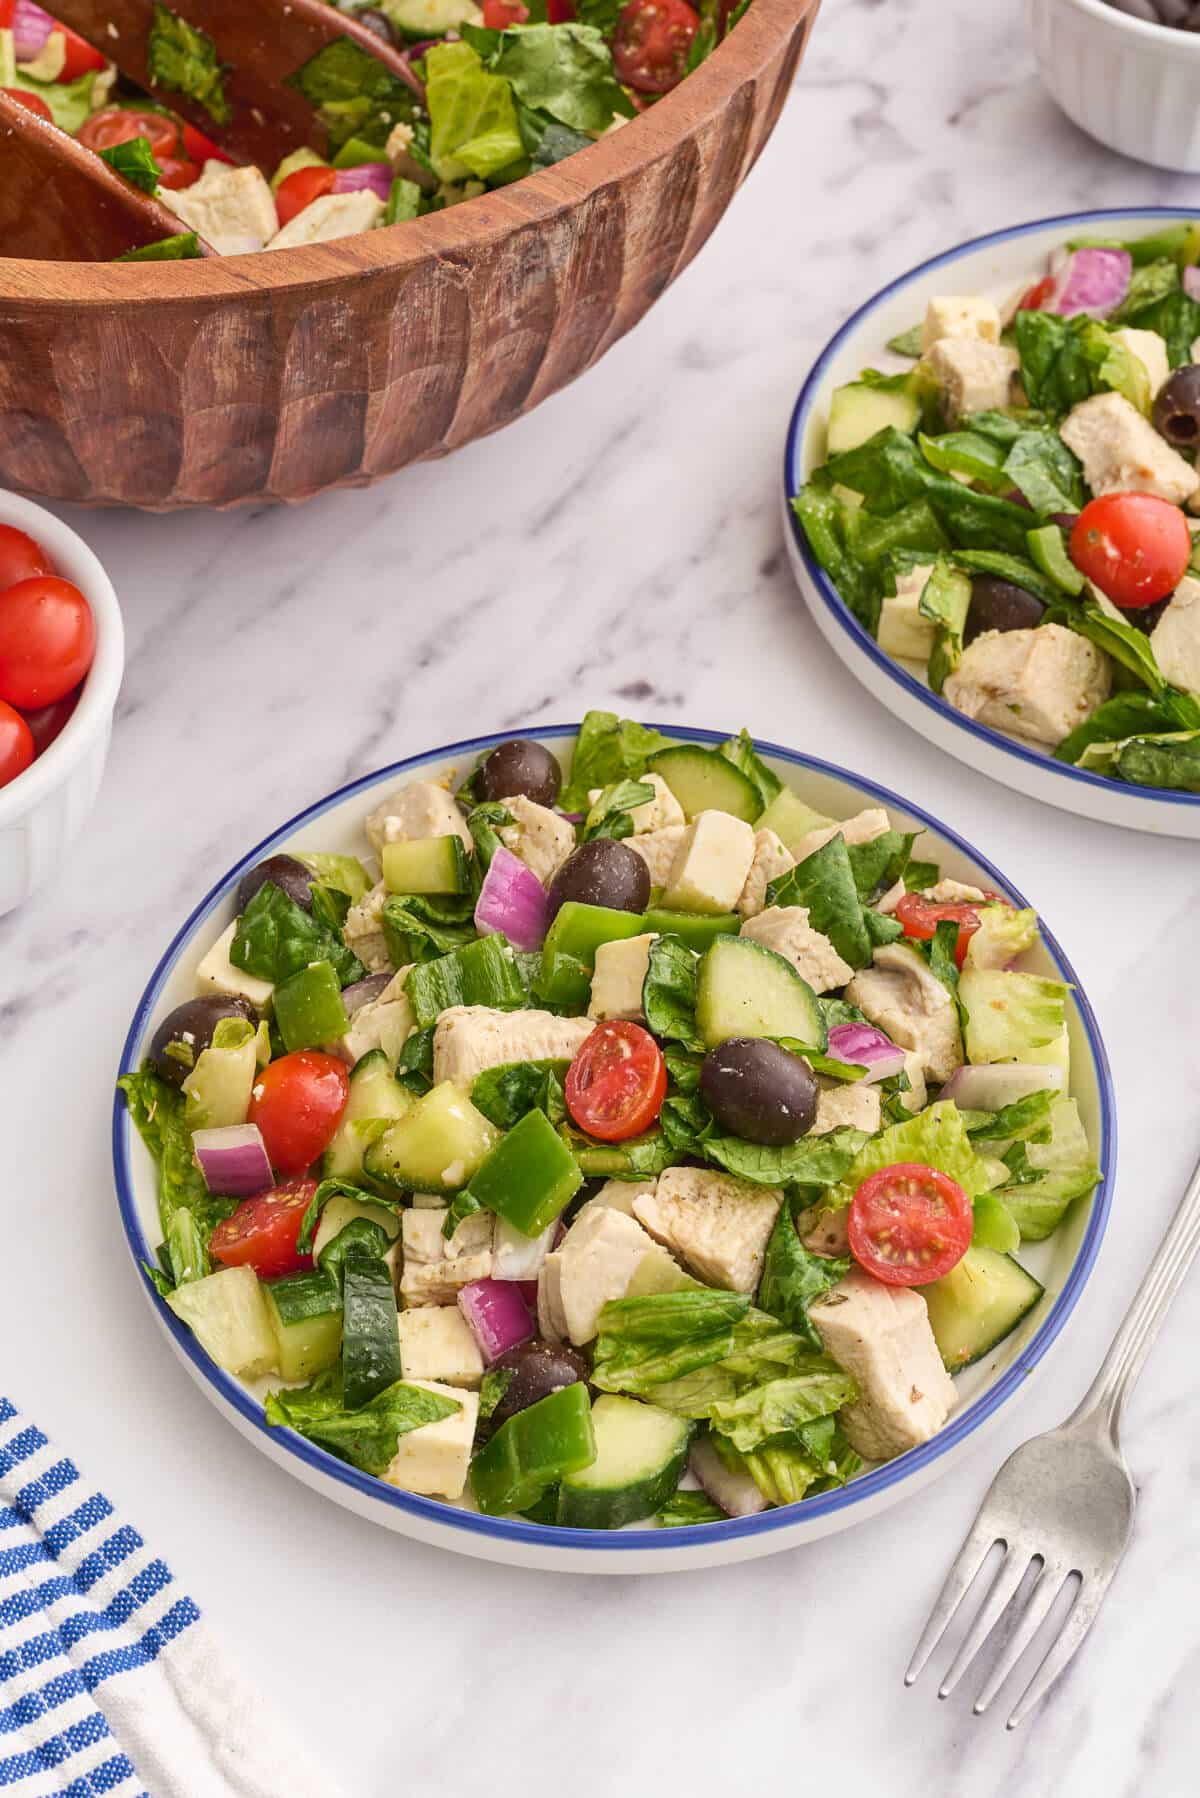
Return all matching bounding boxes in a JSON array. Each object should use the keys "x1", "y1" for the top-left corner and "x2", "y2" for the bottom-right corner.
[{"x1": 1, "y1": 1396, "x2": 343, "y2": 1798}]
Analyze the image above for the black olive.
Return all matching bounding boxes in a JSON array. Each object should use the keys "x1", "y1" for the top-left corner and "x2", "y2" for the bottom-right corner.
[
  {"x1": 1152, "y1": 364, "x2": 1200, "y2": 449},
  {"x1": 964, "y1": 575, "x2": 1045, "y2": 645},
  {"x1": 356, "y1": 7, "x2": 398, "y2": 43},
  {"x1": 149, "y1": 995, "x2": 259, "y2": 1087},
  {"x1": 488, "y1": 1341, "x2": 590, "y2": 1431},
  {"x1": 546, "y1": 838, "x2": 650, "y2": 919},
  {"x1": 476, "y1": 739, "x2": 563, "y2": 808},
  {"x1": 235, "y1": 853, "x2": 315, "y2": 915},
  {"x1": 1131, "y1": 597, "x2": 1170, "y2": 635},
  {"x1": 699, "y1": 1038, "x2": 819, "y2": 1145}
]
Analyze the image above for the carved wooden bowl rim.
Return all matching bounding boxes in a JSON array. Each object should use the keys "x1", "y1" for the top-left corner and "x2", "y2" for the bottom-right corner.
[{"x1": 0, "y1": 0, "x2": 814, "y2": 306}]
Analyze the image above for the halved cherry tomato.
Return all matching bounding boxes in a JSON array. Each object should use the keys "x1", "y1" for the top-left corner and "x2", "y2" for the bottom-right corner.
[
  {"x1": 247, "y1": 1051, "x2": 349, "y2": 1175},
  {"x1": 848, "y1": 1163, "x2": 972, "y2": 1287},
  {"x1": 3, "y1": 88, "x2": 53, "y2": 122},
  {"x1": 78, "y1": 108, "x2": 181, "y2": 161},
  {"x1": 546, "y1": 0, "x2": 576, "y2": 19},
  {"x1": 180, "y1": 120, "x2": 234, "y2": 166},
  {"x1": 0, "y1": 699, "x2": 34, "y2": 789},
  {"x1": 0, "y1": 3, "x2": 13, "y2": 26},
  {"x1": 483, "y1": 0, "x2": 529, "y2": 22},
  {"x1": 894, "y1": 891, "x2": 998, "y2": 969},
  {"x1": 0, "y1": 524, "x2": 53, "y2": 592},
  {"x1": 275, "y1": 164, "x2": 338, "y2": 229},
  {"x1": 209, "y1": 1178, "x2": 318, "y2": 1280},
  {"x1": 612, "y1": 0, "x2": 700, "y2": 93},
  {"x1": 1019, "y1": 275, "x2": 1056, "y2": 311},
  {"x1": 156, "y1": 156, "x2": 201, "y2": 190},
  {"x1": 20, "y1": 686, "x2": 79, "y2": 757},
  {"x1": 565, "y1": 1021, "x2": 667, "y2": 1142},
  {"x1": 55, "y1": 23, "x2": 108, "y2": 81},
  {"x1": 1070, "y1": 493, "x2": 1191, "y2": 609},
  {"x1": 0, "y1": 577, "x2": 95, "y2": 709}
]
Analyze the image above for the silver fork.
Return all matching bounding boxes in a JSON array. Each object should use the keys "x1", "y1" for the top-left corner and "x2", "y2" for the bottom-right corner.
[{"x1": 905, "y1": 1148, "x2": 1200, "y2": 1729}]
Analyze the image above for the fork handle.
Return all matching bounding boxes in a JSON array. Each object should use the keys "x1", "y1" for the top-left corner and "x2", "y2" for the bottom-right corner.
[{"x1": 1070, "y1": 1149, "x2": 1200, "y2": 1441}]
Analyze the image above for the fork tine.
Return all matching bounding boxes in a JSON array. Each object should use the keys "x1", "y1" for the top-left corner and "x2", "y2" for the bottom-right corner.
[
  {"x1": 972, "y1": 1561, "x2": 1071, "y2": 1714},
  {"x1": 938, "y1": 1546, "x2": 1032, "y2": 1698},
  {"x1": 904, "y1": 1517, "x2": 1001, "y2": 1687},
  {"x1": 1005, "y1": 1577, "x2": 1106, "y2": 1730}
]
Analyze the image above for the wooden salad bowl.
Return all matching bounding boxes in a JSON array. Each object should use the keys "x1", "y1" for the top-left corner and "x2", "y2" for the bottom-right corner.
[{"x1": 0, "y1": 0, "x2": 818, "y2": 510}]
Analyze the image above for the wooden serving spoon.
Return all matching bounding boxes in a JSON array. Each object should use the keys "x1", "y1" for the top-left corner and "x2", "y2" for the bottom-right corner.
[
  {"x1": 42, "y1": 0, "x2": 425, "y2": 170},
  {"x1": 0, "y1": 88, "x2": 210, "y2": 259}
]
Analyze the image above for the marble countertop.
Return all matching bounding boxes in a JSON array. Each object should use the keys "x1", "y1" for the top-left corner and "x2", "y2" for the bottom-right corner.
[{"x1": 5, "y1": 0, "x2": 1199, "y2": 1790}]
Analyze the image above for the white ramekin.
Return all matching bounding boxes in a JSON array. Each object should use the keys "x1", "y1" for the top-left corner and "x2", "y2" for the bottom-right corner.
[
  {"x1": 1028, "y1": 0, "x2": 1200, "y2": 173},
  {"x1": 0, "y1": 493, "x2": 124, "y2": 917}
]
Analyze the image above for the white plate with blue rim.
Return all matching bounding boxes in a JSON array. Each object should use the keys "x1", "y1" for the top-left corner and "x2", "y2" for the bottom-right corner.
[
  {"x1": 113, "y1": 726, "x2": 1115, "y2": 1573},
  {"x1": 783, "y1": 207, "x2": 1200, "y2": 839}
]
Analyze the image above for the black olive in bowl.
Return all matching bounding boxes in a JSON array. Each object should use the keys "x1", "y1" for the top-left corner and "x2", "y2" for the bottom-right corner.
[
  {"x1": 488, "y1": 1341, "x2": 591, "y2": 1432},
  {"x1": 1153, "y1": 365, "x2": 1200, "y2": 450},
  {"x1": 149, "y1": 995, "x2": 259, "y2": 1086},
  {"x1": 476, "y1": 739, "x2": 562, "y2": 808},
  {"x1": 235, "y1": 854, "x2": 315, "y2": 915},
  {"x1": 547, "y1": 839, "x2": 650, "y2": 919},
  {"x1": 700, "y1": 1038, "x2": 819, "y2": 1145},
  {"x1": 964, "y1": 576, "x2": 1045, "y2": 645}
]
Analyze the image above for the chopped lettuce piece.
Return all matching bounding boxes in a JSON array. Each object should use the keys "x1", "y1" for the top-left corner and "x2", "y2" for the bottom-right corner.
[
  {"x1": 470, "y1": 1058, "x2": 569, "y2": 1129},
  {"x1": 116, "y1": 232, "x2": 202, "y2": 262},
  {"x1": 560, "y1": 710, "x2": 668, "y2": 813},
  {"x1": 963, "y1": 903, "x2": 1039, "y2": 972},
  {"x1": 463, "y1": 21, "x2": 633, "y2": 133},
  {"x1": 657, "y1": 1489, "x2": 724, "y2": 1527},
  {"x1": 707, "y1": 1361, "x2": 858, "y2": 1454},
  {"x1": 1055, "y1": 692, "x2": 1192, "y2": 765},
  {"x1": 641, "y1": 935, "x2": 703, "y2": 1053},
  {"x1": 265, "y1": 1370, "x2": 458, "y2": 1476},
  {"x1": 591, "y1": 1291, "x2": 750, "y2": 1395},
  {"x1": 18, "y1": 67, "x2": 103, "y2": 132},
  {"x1": 231, "y1": 879, "x2": 365, "y2": 987},
  {"x1": 583, "y1": 778, "x2": 655, "y2": 841},
  {"x1": 426, "y1": 40, "x2": 524, "y2": 181},
  {"x1": 118, "y1": 1065, "x2": 235, "y2": 1286},
  {"x1": 289, "y1": 35, "x2": 420, "y2": 150},
  {"x1": 959, "y1": 968, "x2": 1068, "y2": 1066},
  {"x1": 992, "y1": 1098, "x2": 1100, "y2": 1240},
  {"x1": 919, "y1": 558, "x2": 972, "y2": 695},
  {"x1": 766, "y1": 833, "x2": 901, "y2": 970},
  {"x1": 718, "y1": 728, "x2": 782, "y2": 812},
  {"x1": 822, "y1": 1100, "x2": 996, "y2": 1215},
  {"x1": 700, "y1": 1127, "x2": 867, "y2": 1190},
  {"x1": 147, "y1": 3, "x2": 230, "y2": 126},
  {"x1": 757, "y1": 1203, "x2": 850, "y2": 1348},
  {"x1": 99, "y1": 136, "x2": 162, "y2": 193},
  {"x1": 1013, "y1": 311, "x2": 1150, "y2": 417},
  {"x1": 298, "y1": 852, "x2": 372, "y2": 903}
]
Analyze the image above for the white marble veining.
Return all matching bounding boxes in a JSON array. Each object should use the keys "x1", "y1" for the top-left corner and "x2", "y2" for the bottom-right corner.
[{"x1": 3, "y1": 0, "x2": 1199, "y2": 1789}]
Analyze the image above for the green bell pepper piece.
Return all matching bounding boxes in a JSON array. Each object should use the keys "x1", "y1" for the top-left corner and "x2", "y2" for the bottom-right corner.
[
  {"x1": 640, "y1": 908, "x2": 740, "y2": 952},
  {"x1": 470, "y1": 1382, "x2": 596, "y2": 1515},
  {"x1": 464, "y1": 1106, "x2": 582, "y2": 1237},
  {"x1": 407, "y1": 933, "x2": 526, "y2": 1027},
  {"x1": 273, "y1": 960, "x2": 349, "y2": 1052},
  {"x1": 541, "y1": 901, "x2": 647, "y2": 972}
]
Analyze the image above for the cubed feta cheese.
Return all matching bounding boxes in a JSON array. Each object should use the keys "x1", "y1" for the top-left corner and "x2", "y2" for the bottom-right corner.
[
  {"x1": 633, "y1": 1167, "x2": 782, "y2": 1293},
  {"x1": 943, "y1": 622, "x2": 1111, "y2": 747},
  {"x1": 383, "y1": 1379, "x2": 478, "y2": 1500},
  {"x1": 497, "y1": 795, "x2": 576, "y2": 885},
  {"x1": 397, "y1": 1307, "x2": 484, "y2": 1388},
  {"x1": 925, "y1": 878, "x2": 989, "y2": 903},
  {"x1": 195, "y1": 921, "x2": 275, "y2": 1012},
  {"x1": 927, "y1": 338, "x2": 1020, "y2": 422},
  {"x1": 1149, "y1": 574, "x2": 1200, "y2": 694},
  {"x1": 878, "y1": 563, "x2": 937, "y2": 663},
  {"x1": 342, "y1": 879, "x2": 392, "y2": 974},
  {"x1": 165, "y1": 163, "x2": 278, "y2": 255},
  {"x1": 661, "y1": 810, "x2": 756, "y2": 915},
  {"x1": 625, "y1": 825, "x2": 687, "y2": 887},
  {"x1": 1111, "y1": 327, "x2": 1171, "y2": 398},
  {"x1": 432, "y1": 1007, "x2": 594, "y2": 1088},
  {"x1": 266, "y1": 190, "x2": 383, "y2": 251},
  {"x1": 736, "y1": 828, "x2": 795, "y2": 920},
  {"x1": 810, "y1": 1269, "x2": 956, "y2": 1461},
  {"x1": 739, "y1": 905, "x2": 853, "y2": 993},
  {"x1": 365, "y1": 780, "x2": 473, "y2": 856},
  {"x1": 1060, "y1": 390, "x2": 1200, "y2": 507},
  {"x1": 921, "y1": 295, "x2": 1002, "y2": 351},
  {"x1": 588, "y1": 932, "x2": 655, "y2": 1021}
]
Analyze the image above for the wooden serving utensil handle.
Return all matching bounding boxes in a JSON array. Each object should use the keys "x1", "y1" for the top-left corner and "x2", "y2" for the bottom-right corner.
[
  {"x1": 43, "y1": 0, "x2": 422, "y2": 169},
  {"x1": 0, "y1": 89, "x2": 210, "y2": 260}
]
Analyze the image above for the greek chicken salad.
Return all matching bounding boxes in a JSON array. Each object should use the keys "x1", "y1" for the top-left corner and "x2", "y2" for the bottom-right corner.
[
  {"x1": 793, "y1": 222, "x2": 1200, "y2": 797},
  {"x1": 1, "y1": 0, "x2": 739, "y2": 259},
  {"x1": 120, "y1": 719, "x2": 1101, "y2": 1529}
]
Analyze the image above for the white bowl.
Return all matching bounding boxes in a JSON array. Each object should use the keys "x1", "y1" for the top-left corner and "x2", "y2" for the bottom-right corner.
[
  {"x1": 784, "y1": 206, "x2": 1200, "y2": 840},
  {"x1": 1028, "y1": 0, "x2": 1200, "y2": 173},
  {"x1": 113, "y1": 727, "x2": 1115, "y2": 1573},
  {"x1": 0, "y1": 492, "x2": 124, "y2": 916}
]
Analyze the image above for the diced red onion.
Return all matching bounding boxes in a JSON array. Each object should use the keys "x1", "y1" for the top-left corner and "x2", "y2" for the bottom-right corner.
[
  {"x1": 516, "y1": 1279, "x2": 539, "y2": 1308},
  {"x1": 332, "y1": 163, "x2": 393, "y2": 204},
  {"x1": 341, "y1": 972, "x2": 391, "y2": 1016},
  {"x1": 1044, "y1": 247, "x2": 1131, "y2": 319},
  {"x1": 493, "y1": 1217, "x2": 554, "y2": 1281},
  {"x1": 12, "y1": 1, "x2": 54, "y2": 61},
  {"x1": 1184, "y1": 265, "x2": 1200, "y2": 303},
  {"x1": 458, "y1": 1279, "x2": 534, "y2": 1364},
  {"x1": 689, "y1": 1437, "x2": 766, "y2": 1518},
  {"x1": 827, "y1": 1023, "x2": 906, "y2": 1083},
  {"x1": 474, "y1": 845, "x2": 548, "y2": 952},
  {"x1": 192, "y1": 1124, "x2": 273, "y2": 1196},
  {"x1": 558, "y1": 812, "x2": 584, "y2": 825},
  {"x1": 941, "y1": 1063, "x2": 1065, "y2": 1112}
]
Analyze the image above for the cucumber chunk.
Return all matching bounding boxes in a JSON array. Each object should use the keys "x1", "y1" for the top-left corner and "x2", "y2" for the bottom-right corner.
[
  {"x1": 826, "y1": 380, "x2": 920, "y2": 455},
  {"x1": 311, "y1": 1192, "x2": 402, "y2": 1261},
  {"x1": 263, "y1": 1272, "x2": 343, "y2": 1382},
  {"x1": 363, "y1": 1081, "x2": 500, "y2": 1193},
  {"x1": 646, "y1": 746, "x2": 761, "y2": 823},
  {"x1": 167, "y1": 1265, "x2": 278, "y2": 1379},
  {"x1": 923, "y1": 1247, "x2": 1044, "y2": 1371},
  {"x1": 382, "y1": 834, "x2": 471, "y2": 896},
  {"x1": 557, "y1": 1395, "x2": 691, "y2": 1529},
  {"x1": 695, "y1": 934, "x2": 825, "y2": 1050},
  {"x1": 341, "y1": 1256, "x2": 403, "y2": 1408},
  {"x1": 755, "y1": 787, "x2": 833, "y2": 856},
  {"x1": 322, "y1": 1048, "x2": 413, "y2": 1181}
]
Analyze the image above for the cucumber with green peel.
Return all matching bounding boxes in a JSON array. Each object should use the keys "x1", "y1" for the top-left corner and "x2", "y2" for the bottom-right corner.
[
  {"x1": 1027, "y1": 524, "x2": 1084, "y2": 596},
  {"x1": 263, "y1": 1272, "x2": 343, "y2": 1382},
  {"x1": 695, "y1": 935, "x2": 826, "y2": 1051},
  {"x1": 541, "y1": 901, "x2": 647, "y2": 971},
  {"x1": 363, "y1": 1081, "x2": 501, "y2": 1193},
  {"x1": 922, "y1": 1247, "x2": 1044, "y2": 1371},
  {"x1": 322, "y1": 1049, "x2": 413, "y2": 1181},
  {"x1": 826, "y1": 380, "x2": 920, "y2": 455},
  {"x1": 382, "y1": 834, "x2": 472, "y2": 896},
  {"x1": 557, "y1": 1395, "x2": 691, "y2": 1529},
  {"x1": 311, "y1": 1191, "x2": 402, "y2": 1261},
  {"x1": 341, "y1": 1255, "x2": 403, "y2": 1408},
  {"x1": 640, "y1": 908, "x2": 740, "y2": 952},
  {"x1": 755, "y1": 786, "x2": 834, "y2": 856},
  {"x1": 645, "y1": 746, "x2": 761, "y2": 823}
]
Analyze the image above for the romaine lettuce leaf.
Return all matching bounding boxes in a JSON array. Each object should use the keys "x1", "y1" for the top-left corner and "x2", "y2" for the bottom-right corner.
[
  {"x1": 1013, "y1": 311, "x2": 1150, "y2": 416},
  {"x1": 757, "y1": 1203, "x2": 850, "y2": 1347},
  {"x1": 426, "y1": 40, "x2": 525, "y2": 180},
  {"x1": 583, "y1": 778, "x2": 655, "y2": 841},
  {"x1": 919, "y1": 558, "x2": 972, "y2": 695},
  {"x1": 560, "y1": 710, "x2": 668, "y2": 812},
  {"x1": 18, "y1": 67, "x2": 103, "y2": 132},
  {"x1": 642, "y1": 935, "x2": 703, "y2": 1053},
  {"x1": 265, "y1": 1370, "x2": 458, "y2": 1476},
  {"x1": 791, "y1": 487, "x2": 885, "y2": 633},
  {"x1": 959, "y1": 968, "x2": 1068, "y2": 1065},
  {"x1": 289, "y1": 34, "x2": 420, "y2": 150},
  {"x1": 992, "y1": 1097, "x2": 1100, "y2": 1240},
  {"x1": 147, "y1": 3, "x2": 229, "y2": 125},
  {"x1": 822, "y1": 1100, "x2": 995, "y2": 1215},
  {"x1": 464, "y1": 21, "x2": 633, "y2": 133},
  {"x1": 814, "y1": 429, "x2": 1040, "y2": 556},
  {"x1": 118, "y1": 1065, "x2": 235, "y2": 1286},
  {"x1": 707, "y1": 1361, "x2": 858, "y2": 1453},
  {"x1": 470, "y1": 1058, "x2": 569, "y2": 1129},
  {"x1": 1112, "y1": 731, "x2": 1200, "y2": 793},
  {"x1": 231, "y1": 880, "x2": 366, "y2": 987},
  {"x1": 1054, "y1": 692, "x2": 1190, "y2": 765},
  {"x1": 299, "y1": 852, "x2": 372, "y2": 903},
  {"x1": 700, "y1": 1127, "x2": 868, "y2": 1189},
  {"x1": 99, "y1": 136, "x2": 161, "y2": 193},
  {"x1": 381, "y1": 891, "x2": 477, "y2": 966},
  {"x1": 962, "y1": 902, "x2": 1039, "y2": 972},
  {"x1": 591, "y1": 1290, "x2": 749, "y2": 1394},
  {"x1": 766, "y1": 833, "x2": 901, "y2": 969},
  {"x1": 719, "y1": 728, "x2": 782, "y2": 812},
  {"x1": 115, "y1": 232, "x2": 202, "y2": 263},
  {"x1": 656, "y1": 1489, "x2": 724, "y2": 1527}
]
